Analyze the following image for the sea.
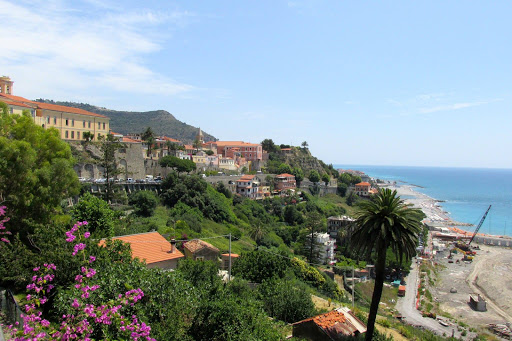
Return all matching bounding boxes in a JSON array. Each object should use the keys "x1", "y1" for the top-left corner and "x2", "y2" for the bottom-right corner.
[{"x1": 333, "y1": 165, "x2": 512, "y2": 237}]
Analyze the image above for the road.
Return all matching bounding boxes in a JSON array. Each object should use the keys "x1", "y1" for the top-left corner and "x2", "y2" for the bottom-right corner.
[{"x1": 396, "y1": 260, "x2": 460, "y2": 337}]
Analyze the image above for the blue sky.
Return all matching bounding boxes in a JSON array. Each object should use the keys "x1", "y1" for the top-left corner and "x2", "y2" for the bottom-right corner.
[{"x1": 2, "y1": 1, "x2": 511, "y2": 168}]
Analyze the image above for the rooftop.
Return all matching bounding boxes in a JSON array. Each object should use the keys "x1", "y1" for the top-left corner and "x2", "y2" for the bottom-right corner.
[
  {"x1": 183, "y1": 239, "x2": 220, "y2": 254},
  {"x1": 99, "y1": 232, "x2": 184, "y2": 264}
]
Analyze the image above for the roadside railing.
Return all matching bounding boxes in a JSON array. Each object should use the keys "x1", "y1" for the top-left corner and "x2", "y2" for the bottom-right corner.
[{"x1": 0, "y1": 289, "x2": 24, "y2": 328}]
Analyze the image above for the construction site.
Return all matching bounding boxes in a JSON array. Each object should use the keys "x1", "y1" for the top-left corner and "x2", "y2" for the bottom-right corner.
[{"x1": 425, "y1": 205, "x2": 512, "y2": 338}]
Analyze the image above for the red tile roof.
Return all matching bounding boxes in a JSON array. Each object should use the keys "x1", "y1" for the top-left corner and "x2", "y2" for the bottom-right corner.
[
  {"x1": 212, "y1": 141, "x2": 261, "y2": 147},
  {"x1": 161, "y1": 136, "x2": 182, "y2": 143},
  {"x1": 122, "y1": 137, "x2": 141, "y2": 143},
  {"x1": 294, "y1": 308, "x2": 366, "y2": 337},
  {"x1": 221, "y1": 253, "x2": 239, "y2": 258},
  {"x1": 355, "y1": 182, "x2": 371, "y2": 186},
  {"x1": 0, "y1": 98, "x2": 33, "y2": 108},
  {"x1": 277, "y1": 173, "x2": 295, "y2": 178},
  {"x1": 183, "y1": 239, "x2": 220, "y2": 254},
  {"x1": 0, "y1": 93, "x2": 35, "y2": 104},
  {"x1": 36, "y1": 102, "x2": 108, "y2": 118},
  {"x1": 236, "y1": 174, "x2": 255, "y2": 182},
  {"x1": 99, "y1": 232, "x2": 184, "y2": 264}
]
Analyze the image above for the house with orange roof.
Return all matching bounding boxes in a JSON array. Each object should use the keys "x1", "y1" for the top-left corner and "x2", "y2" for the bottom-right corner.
[
  {"x1": 236, "y1": 174, "x2": 264, "y2": 199},
  {"x1": 292, "y1": 307, "x2": 366, "y2": 340},
  {"x1": 354, "y1": 182, "x2": 371, "y2": 197},
  {"x1": 183, "y1": 239, "x2": 220, "y2": 261},
  {"x1": 0, "y1": 76, "x2": 110, "y2": 141},
  {"x1": 99, "y1": 232, "x2": 184, "y2": 270},
  {"x1": 274, "y1": 173, "x2": 297, "y2": 192},
  {"x1": 221, "y1": 253, "x2": 239, "y2": 270},
  {"x1": 203, "y1": 141, "x2": 263, "y2": 162}
]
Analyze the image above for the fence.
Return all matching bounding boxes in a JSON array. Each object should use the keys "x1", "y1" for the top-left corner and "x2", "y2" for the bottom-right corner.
[{"x1": 0, "y1": 289, "x2": 24, "y2": 328}]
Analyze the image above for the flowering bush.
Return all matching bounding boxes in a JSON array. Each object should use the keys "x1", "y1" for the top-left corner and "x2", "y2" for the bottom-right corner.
[
  {"x1": 0, "y1": 205, "x2": 11, "y2": 245},
  {"x1": 8, "y1": 221, "x2": 155, "y2": 340}
]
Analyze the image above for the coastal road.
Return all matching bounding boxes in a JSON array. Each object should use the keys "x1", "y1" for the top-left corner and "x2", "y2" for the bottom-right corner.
[{"x1": 396, "y1": 260, "x2": 459, "y2": 337}]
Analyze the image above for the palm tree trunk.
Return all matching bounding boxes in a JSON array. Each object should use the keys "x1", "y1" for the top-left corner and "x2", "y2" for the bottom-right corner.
[{"x1": 365, "y1": 246, "x2": 387, "y2": 341}]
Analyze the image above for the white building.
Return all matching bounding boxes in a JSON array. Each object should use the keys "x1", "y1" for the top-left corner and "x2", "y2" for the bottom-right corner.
[{"x1": 316, "y1": 232, "x2": 336, "y2": 264}]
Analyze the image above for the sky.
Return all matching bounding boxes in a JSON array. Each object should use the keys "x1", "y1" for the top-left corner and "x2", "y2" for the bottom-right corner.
[{"x1": 2, "y1": 0, "x2": 512, "y2": 168}]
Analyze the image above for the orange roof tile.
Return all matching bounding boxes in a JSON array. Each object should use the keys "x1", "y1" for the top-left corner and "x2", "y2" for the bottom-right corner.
[
  {"x1": 237, "y1": 175, "x2": 255, "y2": 182},
  {"x1": 161, "y1": 136, "x2": 182, "y2": 143},
  {"x1": 0, "y1": 98, "x2": 34, "y2": 108},
  {"x1": 212, "y1": 141, "x2": 261, "y2": 147},
  {"x1": 99, "y1": 232, "x2": 184, "y2": 264},
  {"x1": 221, "y1": 253, "x2": 239, "y2": 258},
  {"x1": 277, "y1": 173, "x2": 295, "y2": 178},
  {"x1": 122, "y1": 137, "x2": 141, "y2": 143},
  {"x1": 355, "y1": 182, "x2": 371, "y2": 186},
  {"x1": 184, "y1": 144, "x2": 194, "y2": 149},
  {"x1": 183, "y1": 239, "x2": 220, "y2": 254},
  {"x1": 35, "y1": 102, "x2": 108, "y2": 118},
  {"x1": 0, "y1": 93, "x2": 35, "y2": 104}
]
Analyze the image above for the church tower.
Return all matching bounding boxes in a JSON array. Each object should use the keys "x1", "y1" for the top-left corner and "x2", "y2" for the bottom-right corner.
[
  {"x1": 196, "y1": 127, "x2": 204, "y2": 144},
  {"x1": 0, "y1": 76, "x2": 13, "y2": 95}
]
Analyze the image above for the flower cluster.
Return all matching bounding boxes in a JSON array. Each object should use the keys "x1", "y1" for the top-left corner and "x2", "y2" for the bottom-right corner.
[
  {"x1": 0, "y1": 205, "x2": 11, "y2": 245},
  {"x1": 8, "y1": 220, "x2": 155, "y2": 341}
]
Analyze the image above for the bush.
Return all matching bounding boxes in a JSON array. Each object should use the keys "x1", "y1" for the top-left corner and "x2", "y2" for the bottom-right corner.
[
  {"x1": 71, "y1": 193, "x2": 116, "y2": 237},
  {"x1": 129, "y1": 190, "x2": 159, "y2": 217}
]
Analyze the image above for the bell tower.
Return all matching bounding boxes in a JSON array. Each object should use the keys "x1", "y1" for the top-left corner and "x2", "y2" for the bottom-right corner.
[
  {"x1": 196, "y1": 127, "x2": 204, "y2": 144},
  {"x1": 0, "y1": 76, "x2": 13, "y2": 95}
]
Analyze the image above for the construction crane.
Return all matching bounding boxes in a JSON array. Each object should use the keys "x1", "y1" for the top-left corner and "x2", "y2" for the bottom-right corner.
[
  {"x1": 468, "y1": 205, "x2": 492, "y2": 246},
  {"x1": 454, "y1": 205, "x2": 491, "y2": 256}
]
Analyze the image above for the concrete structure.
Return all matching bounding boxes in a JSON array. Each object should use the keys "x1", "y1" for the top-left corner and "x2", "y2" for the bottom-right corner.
[
  {"x1": 183, "y1": 239, "x2": 220, "y2": 261},
  {"x1": 327, "y1": 216, "x2": 355, "y2": 238},
  {"x1": 0, "y1": 77, "x2": 109, "y2": 141},
  {"x1": 99, "y1": 232, "x2": 184, "y2": 270},
  {"x1": 292, "y1": 307, "x2": 366, "y2": 340},
  {"x1": 354, "y1": 182, "x2": 371, "y2": 197},
  {"x1": 469, "y1": 294, "x2": 487, "y2": 311}
]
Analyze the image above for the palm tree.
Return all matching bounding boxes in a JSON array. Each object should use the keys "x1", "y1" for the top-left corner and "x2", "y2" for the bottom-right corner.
[
  {"x1": 142, "y1": 127, "x2": 155, "y2": 158},
  {"x1": 350, "y1": 188, "x2": 423, "y2": 340}
]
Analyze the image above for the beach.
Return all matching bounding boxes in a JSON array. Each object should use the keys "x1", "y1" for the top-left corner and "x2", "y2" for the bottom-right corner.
[{"x1": 384, "y1": 182, "x2": 512, "y2": 327}]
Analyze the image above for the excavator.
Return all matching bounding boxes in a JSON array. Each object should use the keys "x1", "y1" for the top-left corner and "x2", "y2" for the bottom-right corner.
[{"x1": 454, "y1": 205, "x2": 491, "y2": 261}]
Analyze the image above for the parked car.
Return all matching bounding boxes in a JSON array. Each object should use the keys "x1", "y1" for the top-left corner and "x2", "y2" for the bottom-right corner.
[
  {"x1": 78, "y1": 177, "x2": 86, "y2": 182},
  {"x1": 127, "y1": 178, "x2": 134, "y2": 183}
]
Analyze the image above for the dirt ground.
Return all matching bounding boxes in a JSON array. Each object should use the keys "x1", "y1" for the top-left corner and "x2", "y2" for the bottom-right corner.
[{"x1": 433, "y1": 243, "x2": 512, "y2": 327}]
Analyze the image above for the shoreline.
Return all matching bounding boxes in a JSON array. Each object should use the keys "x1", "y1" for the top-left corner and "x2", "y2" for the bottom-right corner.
[{"x1": 381, "y1": 182, "x2": 512, "y2": 241}]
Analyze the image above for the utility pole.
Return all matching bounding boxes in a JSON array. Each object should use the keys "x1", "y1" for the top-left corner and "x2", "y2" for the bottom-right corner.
[
  {"x1": 352, "y1": 264, "x2": 355, "y2": 308},
  {"x1": 228, "y1": 233, "x2": 232, "y2": 281}
]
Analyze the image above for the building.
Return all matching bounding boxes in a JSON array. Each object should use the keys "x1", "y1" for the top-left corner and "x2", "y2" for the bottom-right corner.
[
  {"x1": 183, "y1": 239, "x2": 220, "y2": 261},
  {"x1": 354, "y1": 182, "x2": 371, "y2": 197},
  {"x1": 274, "y1": 173, "x2": 297, "y2": 191},
  {"x1": 316, "y1": 233, "x2": 336, "y2": 264},
  {"x1": 292, "y1": 307, "x2": 367, "y2": 340},
  {"x1": 203, "y1": 141, "x2": 263, "y2": 162},
  {"x1": 99, "y1": 232, "x2": 184, "y2": 270},
  {"x1": 327, "y1": 216, "x2": 355, "y2": 238},
  {"x1": 469, "y1": 294, "x2": 487, "y2": 311},
  {"x1": 0, "y1": 76, "x2": 110, "y2": 141},
  {"x1": 236, "y1": 174, "x2": 261, "y2": 199},
  {"x1": 221, "y1": 253, "x2": 239, "y2": 270}
]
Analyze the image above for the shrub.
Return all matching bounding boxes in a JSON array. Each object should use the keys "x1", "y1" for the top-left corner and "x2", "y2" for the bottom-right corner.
[{"x1": 129, "y1": 190, "x2": 159, "y2": 217}]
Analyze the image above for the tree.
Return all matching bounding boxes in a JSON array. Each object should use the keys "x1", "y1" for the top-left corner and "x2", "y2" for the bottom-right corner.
[
  {"x1": 261, "y1": 138, "x2": 277, "y2": 153},
  {"x1": 308, "y1": 170, "x2": 320, "y2": 184},
  {"x1": 346, "y1": 191, "x2": 358, "y2": 206},
  {"x1": 301, "y1": 141, "x2": 308, "y2": 149},
  {"x1": 0, "y1": 107, "x2": 80, "y2": 238},
  {"x1": 321, "y1": 173, "x2": 330, "y2": 186},
  {"x1": 82, "y1": 131, "x2": 94, "y2": 142},
  {"x1": 232, "y1": 250, "x2": 290, "y2": 283},
  {"x1": 205, "y1": 149, "x2": 214, "y2": 156},
  {"x1": 165, "y1": 140, "x2": 179, "y2": 156},
  {"x1": 339, "y1": 172, "x2": 352, "y2": 185},
  {"x1": 98, "y1": 133, "x2": 124, "y2": 203},
  {"x1": 303, "y1": 211, "x2": 325, "y2": 263},
  {"x1": 129, "y1": 191, "x2": 159, "y2": 217},
  {"x1": 71, "y1": 193, "x2": 116, "y2": 237},
  {"x1": 292, "y1": 167, "x2": 304, "y2": 187},
  {"x1": 193, "y1": 138, "x2": 202, "y2": 153},
  {"x1": 142, "y1": 127, "x2": 155, "y2": 157},
  {"x1": 215, "y1": 181, "x2": 232, "y2": 199},
  {"x1": 277, "y1": 163, "x2": 292, "y2": 175},
  {"x1": 160, "y1": 155, "x2": 196, "y2": 173},
  {"x1": 350, "y1": 188, "x2": 423, "y2": 340},
  {"x1": 337, "y1": 183, "x2": 348, "y2": 197}
]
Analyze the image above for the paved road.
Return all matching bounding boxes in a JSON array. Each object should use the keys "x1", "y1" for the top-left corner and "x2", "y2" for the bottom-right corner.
[{"x1": 396, "y1": 260, "x2": 460, "y2": 337}]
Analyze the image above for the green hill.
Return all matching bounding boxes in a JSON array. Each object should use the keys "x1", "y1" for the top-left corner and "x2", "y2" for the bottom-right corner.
[{"x1": 34, "y1": 99, "x2": 217, "y2": 143}]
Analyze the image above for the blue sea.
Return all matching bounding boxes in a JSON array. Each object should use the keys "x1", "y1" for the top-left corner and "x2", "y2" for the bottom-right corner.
[{"x1": 333, "y1": 165, "x2": 512, "y2": 237}]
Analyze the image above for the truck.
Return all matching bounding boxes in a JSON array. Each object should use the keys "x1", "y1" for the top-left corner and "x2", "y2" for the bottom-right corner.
[{"x1": 398, "y1": 285, "x2": 406, "y2": 297}]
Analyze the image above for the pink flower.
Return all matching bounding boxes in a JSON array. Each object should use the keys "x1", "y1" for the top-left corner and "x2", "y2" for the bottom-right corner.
[{"x1": 84, "y1": 231, "x2": 91, "y2": 238}]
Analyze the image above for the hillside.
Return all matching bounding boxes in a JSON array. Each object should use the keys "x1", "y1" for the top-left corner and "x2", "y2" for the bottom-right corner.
[{"x1": 34, "y1": 99, "x2": 217, "y2": 143}]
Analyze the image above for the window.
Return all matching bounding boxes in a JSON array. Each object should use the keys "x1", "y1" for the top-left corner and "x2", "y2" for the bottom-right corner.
[
  {"x1": 72, "y1": 119, "x2": 74, "y2": 127},
  {"x1": 77, "y1": 131, "x2": 80, "y2": 140},
  {"x1": 54, "y1": 116, "x2": 57, "y2": 124},
  {"x1": 65, "y1": 119, "x2": 69, "y2": 126},
  {"x1": 71, "y1": 131, "x2": 75, "y2": 139},
  {"x1": 103, "y1": 122, "x2": 105, "y2": 130},
  {"x1": 98, "y1": 122, "x2": 101, "y2": 129},
  {"x1": 46, "y1": 116, "x2": 50, "y2": 124},
  {"x1": 9, "y1": 107, "x2": 13, "y2": 114},
  {"x1": 83, "y1": 120, "x2": 86, "y2": 127},
  {"x1": 65, "y1": 131, "x2": 69, "y2": 138},
  {"x1": 88, "y1": 121, "x2": 91, "y2": 128},
  {"x1": 6, "y1": 86, "x2": 10, "y2": 94}
]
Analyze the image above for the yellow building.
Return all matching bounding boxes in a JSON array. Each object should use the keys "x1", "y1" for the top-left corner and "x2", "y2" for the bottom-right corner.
[{"x1": 0, "y1": 76, "x2": 109, "y2": 141}]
